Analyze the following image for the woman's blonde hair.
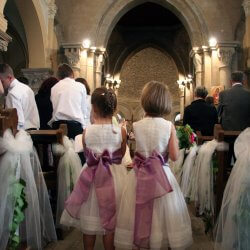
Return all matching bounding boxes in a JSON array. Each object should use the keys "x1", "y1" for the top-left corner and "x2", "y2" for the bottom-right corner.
[{"x1": 141, "y1": 81, "x2": 172, "y2": 117}]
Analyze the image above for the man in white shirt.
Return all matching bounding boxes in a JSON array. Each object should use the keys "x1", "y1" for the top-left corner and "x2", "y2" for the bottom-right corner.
[
  {"x1": 49, "y1": 63, "x2": 87, "y2": 140},
  {"x1": 0, "y1": 64, "x2": 40, "y2": 130}
]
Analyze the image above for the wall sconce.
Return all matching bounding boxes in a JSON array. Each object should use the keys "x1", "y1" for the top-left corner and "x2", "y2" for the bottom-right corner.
[
  {"x1": 82, "y1": 39, "x2": 91, "y2": 49},
  {"x1": 105, "y1": 74, "x2": 121, "y2": 90},
  {"x1": 209, "y1": 37, "x2": 217, "y2": 47},
  {"x1": 177, "y1": 75, "x2": 193, "y2": 88}
]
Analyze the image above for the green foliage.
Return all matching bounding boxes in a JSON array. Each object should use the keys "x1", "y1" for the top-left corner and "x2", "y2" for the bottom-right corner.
[
  {"x1": 176, "y1": 124, "x2": 195, "y2": 149},
  {"x1": 8, "y1": 178, "x2": 27, "y2": 250},
  {"x1": 202, "y1": 209, "x2": 214, "y2": 234}
]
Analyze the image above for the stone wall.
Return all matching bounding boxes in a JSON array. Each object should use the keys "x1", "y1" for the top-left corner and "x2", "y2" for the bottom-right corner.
[{"x1": 117, "y1": 47, "x2": 179, "y2": 121}]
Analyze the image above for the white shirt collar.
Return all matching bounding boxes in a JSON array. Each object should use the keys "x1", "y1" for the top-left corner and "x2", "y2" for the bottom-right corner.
[
  {"x1": 232, "y1": 82, "x2": 242, "y2": 87},
  {"x1": 8, "y1": 78, "x2": 18, "y2": 90}
]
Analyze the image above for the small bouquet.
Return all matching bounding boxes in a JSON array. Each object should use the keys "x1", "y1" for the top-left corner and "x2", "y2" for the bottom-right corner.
[{"x1": 176, "y1": 124, "x2": 196, "y2": 149}]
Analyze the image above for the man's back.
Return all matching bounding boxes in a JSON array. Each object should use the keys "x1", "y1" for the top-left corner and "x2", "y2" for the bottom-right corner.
[
  {"x1": 50, "y1": 77, "x2": 87, "y2": 128},
  {"x1": 218, "y1": 85, "x2": 250, "y2": 131},
  {"x1": 183, "y1": 99, "x2": 218, "y2": 136},
  {"x1": 6, "y1": 79, "x2": 40, "y2": 129}
]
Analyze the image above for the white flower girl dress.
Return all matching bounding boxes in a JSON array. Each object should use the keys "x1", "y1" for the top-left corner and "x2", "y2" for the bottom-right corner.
[
  {"x1": 114, "y1": 117, "x2": 192, "y2": 250},
  {"x1": 60, "y1": 124, "x2": 127, "y2": 234}
]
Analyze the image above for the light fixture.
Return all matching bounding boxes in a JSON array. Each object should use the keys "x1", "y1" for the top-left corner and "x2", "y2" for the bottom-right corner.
[
  {"x1": 209, "y1": 37, "x2": 217, "y2": 47},
  {"x1": 187, "y1": 74, "x2": 193, "y2": 79},
  {"x1": 105, "y1": 75, "x2": 121, "y2": 90},
  {"x1": 82, "y1": 39, "x2": 91, "y2": 49}
]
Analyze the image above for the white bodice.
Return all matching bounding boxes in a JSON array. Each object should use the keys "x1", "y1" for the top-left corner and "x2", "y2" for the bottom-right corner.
[
  {"x1": 85, "y1": 124, "x2": 122, "y2": 154},
  {"x1": 133, "y1": 117, "x2": 172, "y2": 157}
]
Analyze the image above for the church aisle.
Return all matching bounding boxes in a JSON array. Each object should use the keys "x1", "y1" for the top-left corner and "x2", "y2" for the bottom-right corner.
[{"x1": 45, "y1": 204, "x2": 214, "y2": 250}]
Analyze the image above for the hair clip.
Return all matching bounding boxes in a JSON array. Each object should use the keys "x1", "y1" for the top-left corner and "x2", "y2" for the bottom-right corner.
[{"x1": 101, "y1": 93, "x2": 105, "y2": 96}]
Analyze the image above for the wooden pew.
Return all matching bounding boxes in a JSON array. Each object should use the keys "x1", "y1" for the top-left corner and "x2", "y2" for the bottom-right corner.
[
  {"x1": 27, "y1": 124, "x2": 68, "y2": 239},
  {"x1": 214, "y1": 124, "x2": 241, "y2": 217},
  {"x1": 196, "y1": 130, "x2": 214, "y2": 145},
  {"x1": 27, "y1": 123, "x2": 67, "y2": 190},
  {"x1": 0, "y1": 108, "x2": 18, "y2": 136}
]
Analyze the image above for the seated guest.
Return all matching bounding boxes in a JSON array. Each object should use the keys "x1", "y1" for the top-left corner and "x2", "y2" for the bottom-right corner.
[
  {"x1": 35, "y1": 77, "x2": 58, "y2": 129},
  {"x1": 0, "y1": 63, "x2": 40, "y2": 130},
  {"x1": 48, "y1": 63, "x2": 87, "y2": 139},
  {"x1": 76, "y1": 77, "x2": 91, "y2": 126},
  {"x1": 218, "y1": 71, "x2": 250, "y2": 131},
  {"x1": 183, "y1": 86, "x2": 218, "y2": 136}
]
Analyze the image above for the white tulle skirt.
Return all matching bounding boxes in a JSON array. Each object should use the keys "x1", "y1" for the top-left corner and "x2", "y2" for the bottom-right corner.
[
  {"x1": 0, "y1": 130, "x2": 57, "y2": 249},
  {"x1": 214, "y1": 128, "x2": 250, "y2": 250},
  {"x1": 114, "y1": 164, "x2": 193, "y2": 250},
  {"x1": 53, "y1": 136, "x2": 82, "y2": 228},
  {"x1": 180, "y1": 145, "x2": 198, "y2": 199},
  {"x1": 188, "y1": 140, "x2": 219, "y2": 216},
  {"x1": 60, "y1": 162, "x2": 128, "y2": 235}
]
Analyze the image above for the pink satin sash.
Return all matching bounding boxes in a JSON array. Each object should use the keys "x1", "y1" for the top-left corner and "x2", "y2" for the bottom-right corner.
[
  {"x1": 65, "y1": 147, "x2": 122, "y2": 232},
  {"x1": 133, "y1": 151, "x2": 173, "y2": 248}
]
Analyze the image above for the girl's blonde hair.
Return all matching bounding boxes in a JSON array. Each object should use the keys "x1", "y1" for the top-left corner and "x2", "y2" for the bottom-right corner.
[{"x1": 141, "y1": 81, "x2": 172, "y2": 117}]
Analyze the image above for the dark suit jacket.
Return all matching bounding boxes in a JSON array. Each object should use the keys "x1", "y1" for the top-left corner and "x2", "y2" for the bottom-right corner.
[
  {"x1": 218, "y1": 85, "x2": 250, "y2": 131},
  {"x1": 183, "y1": 99, "x2": 218, "y2": 136}
]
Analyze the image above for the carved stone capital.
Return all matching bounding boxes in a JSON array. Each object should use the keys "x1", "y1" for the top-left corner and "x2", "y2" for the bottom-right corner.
[
  {"x1": 45, "y1": 0, "x2": 57, "y2": 19},
  {"x1": 0, "y1": 30, "x2": 12, "y2": 51},
  {"x1": 21, "y1": 68, "x2": 53, "y2": 93},
  {"x1": 243, "y1": 0, "x2": 250, "y2": 17},
  {"x1": 62, "y1": 43, "x2": 83, "y2": 70},
  {"x1": 217, "y1": 47, "x2": 235, "y2": 68}
]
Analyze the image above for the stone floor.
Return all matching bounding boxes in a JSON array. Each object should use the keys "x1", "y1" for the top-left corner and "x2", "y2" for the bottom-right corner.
[{"x1": 45, "y1": 204, "x2": 214, "y2": 250}]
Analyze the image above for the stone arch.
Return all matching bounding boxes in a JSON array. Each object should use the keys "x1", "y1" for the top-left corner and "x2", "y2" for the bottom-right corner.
[
  {"x1": 117, "y1": 101, "x2": 133, "y2": 120},
  {"x1": 4, "y1": 0, "x2": 47, "y2": 67},
  {"x1": 112, "y1": 41, "x2": 187, "y2": 78},
  {"x1": 95, "y1": 0, "x2": 208, "y2": 48}
]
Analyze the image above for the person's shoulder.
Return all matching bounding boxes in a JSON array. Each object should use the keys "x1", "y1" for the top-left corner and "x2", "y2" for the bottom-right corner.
[
  {"x1": 11, "y1": 80, "x2": 32, "y2": 95},
  {"x1": 184, "y1": 103, "x2": 192, "y2": 112}
]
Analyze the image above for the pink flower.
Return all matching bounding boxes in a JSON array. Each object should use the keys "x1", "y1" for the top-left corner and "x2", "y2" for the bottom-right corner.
[{"x1": 190, "y1": 133, "x2": 195, "y2": 144}]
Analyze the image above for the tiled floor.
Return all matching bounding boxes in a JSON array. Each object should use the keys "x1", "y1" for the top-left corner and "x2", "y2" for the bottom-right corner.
[{"x1": 45, "y1": 204, "x2": 214, "y2": 250}]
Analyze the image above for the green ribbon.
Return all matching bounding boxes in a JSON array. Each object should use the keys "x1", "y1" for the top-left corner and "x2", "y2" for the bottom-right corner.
[{"x1": 8, "y1": 178, "x2": 28, "y2": 250}]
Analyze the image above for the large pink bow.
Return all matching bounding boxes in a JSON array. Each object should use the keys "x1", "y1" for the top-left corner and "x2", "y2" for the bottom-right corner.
[
  {"x1": 65, "y1": 148, "x2": 122, "y2": 232},
  {"x1": 133, "y1": 151, "x2": 173, "y2": 248}
]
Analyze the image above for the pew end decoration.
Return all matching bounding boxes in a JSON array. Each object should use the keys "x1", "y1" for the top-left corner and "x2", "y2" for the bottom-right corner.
[{"x1": 176, "y1": 124, "x2": 196, "y2": 150}]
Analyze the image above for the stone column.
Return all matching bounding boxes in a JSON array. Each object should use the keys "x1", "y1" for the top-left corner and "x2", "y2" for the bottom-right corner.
[
  {"x1": 46, "y1": 0, "x2": 57, "y2": 68},
  {"x1": 86, "y1": 47, "x2": 96, "y2": 91},
  {"x1": 202, "y1": 46, "x2": 212, "y2": 92},
  {"x1": 0, "y1": 0, "x2": 7, "y2": 33},
  {"x1": 179, "y1": 86, "x2": 185, "y2": 118},
  {"x1": 243, "y1": 0, "x2": 250, "y2": 68},
  {"x1": 210, "y1": 45, "x2": 219, "y2": 86},
  {"x1": 190, "y1": 49, "x2": 203, "y2": 87},
  {"x1": 94, "y1": 49, "x2": 105, "y2": 88},
  {"x1": 62, "y1": 43, "x2": 82, "y2": 78},
  {"x1": 21, "y1": 68, "x2": 53, "y2": 93},
  {"x1": 217, "y1": 44, "x2": 235, "y2": 89},
  {"x1": 80, "y1": 48, "x2": 88, "y2": 79}
]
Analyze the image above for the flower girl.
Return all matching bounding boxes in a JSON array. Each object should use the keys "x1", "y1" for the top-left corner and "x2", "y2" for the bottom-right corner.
[
  {"x1": 60, "y1": 87, "x2": 127, "y2": 250},
  {"x1": 114, "y1": 81, "x2": 193, "y2": 250}
]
